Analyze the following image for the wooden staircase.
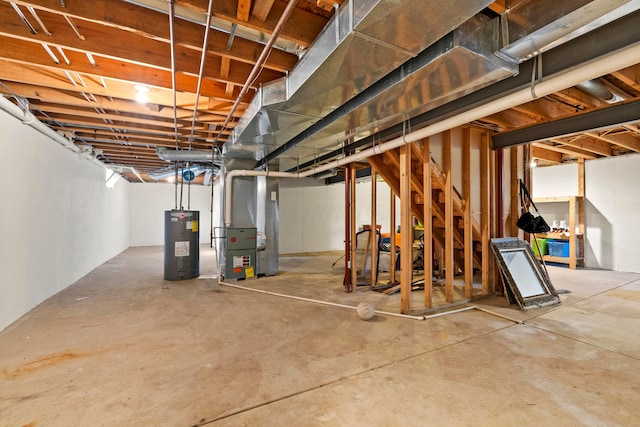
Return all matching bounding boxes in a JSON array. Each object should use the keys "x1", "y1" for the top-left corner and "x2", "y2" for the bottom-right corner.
[{"x1": 368, "y1": 141, "x2": 483, "y2": 275}]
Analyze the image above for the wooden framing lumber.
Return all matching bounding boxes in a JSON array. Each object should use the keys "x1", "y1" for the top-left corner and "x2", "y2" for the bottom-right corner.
[
  {"x1": 443, "y1": 131, "x2": 454, "y2": 303},
  {"x1": 370, "y1": 170, "x2": 378, "y2": 288},
  {"x1": 510, "y1": 146, "x2": 519, "y2": 237},
  {"x1": 422, "y1": 138, "x2": 433, "y2": 308},
  {"x1": 350, "y1": 162, "x2": 357, "y2": 291},
  {"x1": 481, "y1": 132, "x2": 491, "y2": 294},
  {"x1": 399, "y1": 145, "x2": 412, "y2": 313},
  {"x1": 463, "y1": 128, "x2": 473, "y2": 298}
]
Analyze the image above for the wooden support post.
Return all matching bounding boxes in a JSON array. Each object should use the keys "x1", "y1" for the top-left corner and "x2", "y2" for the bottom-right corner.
[
  {"x1": 422, "y1": 138, "x2": 433, "y2": 309},
  {"x1": 510, "y1": 146, "x2": 519, "y2": 237},
  {"x1": 481, "y1": 132, "x2": 491, "y2": 295},
  {"x1": 578, "y1": 158, "x2": 585, "y2": 198},
  {"x1": 390, "y1": 191, "x2": 397, "y2": 284},
  {"x1": 370, "y1": 170, "x2": 378, "y2": 288},
  {"x1": 578, "y1": 158, "x2": 585, "y2": 236},
  {"x1": 569, "y1": 196, "x2": 577, "y2": 269},
  {"x1": 463, "y1": 128, "x2": 473, "y2": 298},
  {"x1": 350, "y1": 163, "x2": 357, "y2": 291},
  {"x1": 443, "y1": 130, "x2": 454, "y2": 303},
  {"x1": 400, "y1": 145, "x2": 412, "y2": 313}
]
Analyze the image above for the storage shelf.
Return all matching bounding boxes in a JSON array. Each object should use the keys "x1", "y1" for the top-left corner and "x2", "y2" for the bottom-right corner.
[
  {"x1": 543, "y1": 255, "x2": 584, "y2": 264},
  {"x1": 537, "y1": 232, "x2": 583, "y2": 240},
  {"x1": 531, "y1": 196, "x2": 584, "y2": 269}
]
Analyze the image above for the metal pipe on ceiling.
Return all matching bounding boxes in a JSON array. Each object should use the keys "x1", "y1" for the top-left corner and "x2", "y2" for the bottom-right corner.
[
  {"x1": 156, "y1": 147, "x2": 219, "y2": 162},
  {"x1": 187, "y1": 0, "x2": 215, "y2": 150},
  {"x1": 223, "y1": 40, "x2": 640, "y2": 227},
  {"x1": 576, "y1": 79, "x2": 615, "y2": 102},
  {"x1": 213, "y1": 0, "x2": 300, "y2": 145},
  {"x1": 0, "y1": 95, "x2": 146, "y2": 183},
  {"x1": 123, "y1": 0, "x2": 301, "y2": 54},
  {"x1": 167, "y1": 0, "x2": 179, "y2": 208},
  {"x1": 0, "y1": 95, "x2": 78, "y2": 153}
]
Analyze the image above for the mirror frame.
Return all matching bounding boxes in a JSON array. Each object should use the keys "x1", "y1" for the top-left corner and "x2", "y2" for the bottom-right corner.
[{"x1": 490, "y1": 238, "x2": 560, "y2": 310}]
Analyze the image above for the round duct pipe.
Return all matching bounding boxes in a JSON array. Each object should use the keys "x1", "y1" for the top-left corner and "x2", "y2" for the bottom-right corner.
[
  {"x1": 576, "y1": 79, "x2": 615, "y2": 102},
  {"x1": 149, "y1": 164, "x2": 212, "y2": 181},
  {"x1": 156, "y1": 147, "x2": 221, "y2": 163}
]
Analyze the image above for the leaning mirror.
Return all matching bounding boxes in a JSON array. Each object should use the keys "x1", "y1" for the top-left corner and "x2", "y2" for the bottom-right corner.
[{"x1": 490, "y1": 238, "x2": 560, "y2": 310}]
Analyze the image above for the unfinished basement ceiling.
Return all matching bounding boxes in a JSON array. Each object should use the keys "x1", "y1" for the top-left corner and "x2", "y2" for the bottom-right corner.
[{"x1": 0, "y1": 0, "x2": 639, "y2": 182}]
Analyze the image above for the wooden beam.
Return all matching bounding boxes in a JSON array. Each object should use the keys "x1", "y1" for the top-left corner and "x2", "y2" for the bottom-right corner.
[
  {"x1": 0, "y1": 4, "x2": 287, "y2": 81},
  {"x1": 510, "y1": 146, "x2": 519, "y2": 237},
  {"x1": 350, "y1": 162, "x2": 357, "y2": 291},
  {"x1": 578, "y1": 158, "x2": 585, "y2": 198},
  {"x1": 481, "y1": 132, "x2": 491, "y2": 295},
  {"x1": 463, "y1": 128, "x2": 473, "y2": 298},
  {"x1": 220, "y1": 57, "x2": 231, "y2": 78},
  {"x1": 237, "y1": 0, "x2": 252, "y2": 21},
  {"x1": 586, "y1": 131, "x2": 640, "y2": 152},
  {"x1": 487, "y1": 0, "x2": 506, "y2": 14},
  {"x1": 368, "y1": 155, "x2": 425, "y2": 226},
  {"x1": 557, "y1": 135, "x2": 612, "y2": 157},
  {"x1": 399, "y1": 145, "x2": 412, "y2": 313},
  {"x1": 384, "y1": 150, "x2": 423, "y2": 197},
  {"x1": 390, "y1": 190, "x2": 397, "y2": 286},
  {"x1": 8, "y1": 0, "x2": 323, "y2": 49},
  {"x1": 569, "y1": 197, "x2": 577, "y2": 269},
  {"x1": 370, "y1": 170, "x2": 378, "y2": 289},
  {"x1": 252, "y1": 0, "x2": 276, "y2": 21},
  {"x1": 533, "y1": 142, "x2": 598, "y2": 160},
  {"x1": 443, "y1": 131, "x2": 454, "y2": 303},
  {"x1": 531, "y1": 145, "x2": 563, "y2": 164},
  {"x1": 422, "y1": 138, "x2": 432, "y2": 309},
  {"x1": 0, "y1": 61, "x2": 249, "y2": 113},
  {"x1": 578, "y1": 158, "x2": 585, "y2": 237},
  {"x1": 611, "y1": 65, "x2": 640, "y2": 91}
]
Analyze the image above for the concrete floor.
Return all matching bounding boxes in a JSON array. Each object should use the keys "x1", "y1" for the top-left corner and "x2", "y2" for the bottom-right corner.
[{"x1": 1, "y1": 246, "x2": 640, "y2": 426}]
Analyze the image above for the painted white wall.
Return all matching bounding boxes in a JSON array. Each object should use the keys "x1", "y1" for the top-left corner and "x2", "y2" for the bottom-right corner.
[
  {"x1": 585, "y1": 155, "x2": 640, "y2": 272},
  {"x1": 279, "y1": 177, "x2": 399, "y2": 254},
  {"x1": 129, "y1": 182, "x2": 216, "y2": 246},
  {"x1": 0, "y1": 110, "x2": 130, "y2": 332},
  {"x1": 532, "y1": 156, "x2": 640, "y2": 273}
]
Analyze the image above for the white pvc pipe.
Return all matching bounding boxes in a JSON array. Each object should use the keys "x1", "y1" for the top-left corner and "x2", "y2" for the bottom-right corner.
[
  {"x1": 0, "y1": 96, "x2": 146, "y2": 183},
  {"x1": 224, "y1": 42, "x2": 640, "y2": 227},
  {"x1": 0, "y1": 95, "x2": 79, "y2": 153},
  {"x1": 218, "y1": 280, "x2": 427, "y2": 320}
]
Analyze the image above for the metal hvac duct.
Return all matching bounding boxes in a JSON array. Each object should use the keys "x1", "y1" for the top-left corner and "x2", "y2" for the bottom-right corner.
[
  {"x1": 156, "y1": 147, "x2": 221, "y2": 163},
  {"x1": 223, "y1": 0, "x2": 497, "y2": 162},
  {"x1": 576, "y1": 79, "x2": 616, "y2": 102},
  {"x1": 496, "y1": 0, "x2": 640, "y2": 62},
  {"x1": 149, "y1": 164, "x2": 211, "y2": 181}
]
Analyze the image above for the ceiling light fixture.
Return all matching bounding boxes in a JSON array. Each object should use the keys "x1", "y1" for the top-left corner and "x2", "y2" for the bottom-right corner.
[
  {"x1": 134, "y1": 85, "x2": 149, "y2": 104},
  {"x1": 530, "y1": 159, "x2": 538, "y2": 168}
]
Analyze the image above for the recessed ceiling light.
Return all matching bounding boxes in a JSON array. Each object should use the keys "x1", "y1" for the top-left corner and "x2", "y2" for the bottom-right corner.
[{"x1": 134, "y1": 85, "x2": 149, "y2": 103}]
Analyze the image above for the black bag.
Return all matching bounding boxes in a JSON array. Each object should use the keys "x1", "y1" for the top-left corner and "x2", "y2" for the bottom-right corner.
[{"x1": 517, "y1": 180, "x2": 550, "y2": 234}]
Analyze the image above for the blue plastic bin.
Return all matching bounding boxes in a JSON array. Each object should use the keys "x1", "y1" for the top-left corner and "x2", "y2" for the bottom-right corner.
[{"x1": 547, "y1": 240, "x2": 569, "y2": 257}]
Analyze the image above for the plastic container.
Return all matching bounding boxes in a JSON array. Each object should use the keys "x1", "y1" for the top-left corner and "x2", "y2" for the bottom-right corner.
[
  {"x1": 547, "y1": 240, "x2": 570, "y2": 257},
  {"x1": 531, "y1": 238, "x2": 548, "y2": 256}
]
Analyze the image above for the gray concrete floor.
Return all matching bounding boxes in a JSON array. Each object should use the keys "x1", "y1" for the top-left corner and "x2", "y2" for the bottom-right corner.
[{"x1": 1, "y1": 246, "x2": 640, "y2": 426}]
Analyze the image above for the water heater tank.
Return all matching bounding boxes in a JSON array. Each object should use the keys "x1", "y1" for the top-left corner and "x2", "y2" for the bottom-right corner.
[{"x1": 164, "y1": 210, "x2": 200, "y2": 280}]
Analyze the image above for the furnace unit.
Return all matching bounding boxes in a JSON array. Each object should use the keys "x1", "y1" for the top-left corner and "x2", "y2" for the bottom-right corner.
[
  {"x1": 225, "y1": 227, "x2": 257, "y2": 279},
  {"x1": 164, "y1": 210, "x2": 200, "y2": 280}
]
